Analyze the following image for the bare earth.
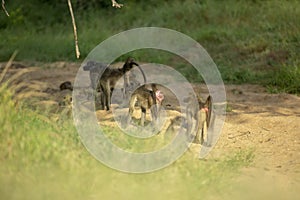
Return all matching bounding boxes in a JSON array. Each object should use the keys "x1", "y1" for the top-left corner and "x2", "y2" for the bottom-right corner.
[{"x1": 2, "y1": 62, "x2": 299, "y2": 194}]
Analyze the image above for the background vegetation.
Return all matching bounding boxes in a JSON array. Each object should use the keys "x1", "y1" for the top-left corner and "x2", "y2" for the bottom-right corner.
[{"x1": 0, "y1": 0, "x2": 299, "y2": 93}]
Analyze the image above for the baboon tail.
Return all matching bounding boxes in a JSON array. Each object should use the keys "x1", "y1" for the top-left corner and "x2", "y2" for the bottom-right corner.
[{"x1": 136, "y1": 65, "x2": 147, "y2": 84}]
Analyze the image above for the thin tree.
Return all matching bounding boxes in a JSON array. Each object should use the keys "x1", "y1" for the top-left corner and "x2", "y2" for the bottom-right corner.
[
  {"x1": 67, "y1": 0, "x2": 124, "y2": 58},
  {"x1": 2, "y1": 0, "x2": 9, "y2": 16}
]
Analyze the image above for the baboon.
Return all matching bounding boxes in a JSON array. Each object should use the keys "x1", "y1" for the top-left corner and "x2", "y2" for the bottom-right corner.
[
  {"x1": 82, "y1": 57, "x2": 146, "y2": 111},
  {"x1": 127, "y1": 84, "x2": 164, "y2": 126},
  {"x1": 99, "y1": 57, "x2": 146, "y2": 111},
  {"x1": 164, "y1": 115, "x2": 187, "y2": 140},
  {"x1": 83, "y1": 61, "x2": 107, "y2": 91},
  {"x1": 59, "y1": 81, "x2": 73, "y2": 91},
  {"x1": 83, "y1": 61, "x2": 107, "y2": 109},
  {"x1": 184, "y1": 93, "x2": 212, "y2": 145},
  {"x1": 58, "y1": 92, "x2": 73, "y2": 106},
  {"x1": 122, "y1": 71, "x2": 141, "y2": 101}
]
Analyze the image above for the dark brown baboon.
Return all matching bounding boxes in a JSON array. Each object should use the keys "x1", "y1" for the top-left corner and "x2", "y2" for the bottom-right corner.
[
  {"x1": 82, "y1": 57, "x2": 146, "y2": 111},
  {"x1": 59, "y1": 81, "x2": 73, "y2": 91},
  {"x1": 99, "y1": 57, "x2": 146, "y2": 111}
]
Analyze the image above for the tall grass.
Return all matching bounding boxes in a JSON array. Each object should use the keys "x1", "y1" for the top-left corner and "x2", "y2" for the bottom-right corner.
[{"x1": 266, "y1": 59, "x2": 300, "y2": 93}]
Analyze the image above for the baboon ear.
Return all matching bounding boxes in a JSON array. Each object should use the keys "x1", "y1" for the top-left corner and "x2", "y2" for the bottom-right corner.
[{"x1": 126, "y1": 57, "x2": 135, "y2": 63}]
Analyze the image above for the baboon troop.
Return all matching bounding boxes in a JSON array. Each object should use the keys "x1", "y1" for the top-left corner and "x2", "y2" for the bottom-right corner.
[{"x1": 82, "y1": 57, "x2": 214, "y2": 145}]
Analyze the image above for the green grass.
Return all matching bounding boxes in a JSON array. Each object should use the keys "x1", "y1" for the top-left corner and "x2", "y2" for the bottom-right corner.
[
  {"x1": 0, "y1": 83, "x2": 254, "y2": 200},
  {"x1": 266, "y1": 59, "x2": 300, "y2": 93},
  {"x1": 0, "y1": 0, "x2": 299, "y2": 92}
]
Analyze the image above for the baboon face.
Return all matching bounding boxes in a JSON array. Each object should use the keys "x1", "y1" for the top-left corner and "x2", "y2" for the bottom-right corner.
[
  {"x1": 83, "y1": 61, "x2": 106, "y2": 73},
  {"x1": 83, "y1": 61, "x2": 96, "y2": 71},
  {"x1": 124, "y1": 57, "x2": 147, "y2": 83},
  {"x1": 59, "y1": 94, "x2": 72, "y2": 106},
  {"x1": 200, "y1": 96, "x2": 212, "y2": 110}
]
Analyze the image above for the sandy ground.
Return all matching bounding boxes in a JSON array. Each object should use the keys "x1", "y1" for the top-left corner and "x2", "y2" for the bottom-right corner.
[{"x1": 1, "y1": 62, "x2": 299, "y2": 193}]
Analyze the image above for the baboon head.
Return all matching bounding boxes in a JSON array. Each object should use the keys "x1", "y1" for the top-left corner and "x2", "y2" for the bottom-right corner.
[
  {"x1": 83, "y1": 61, "x2": 107, "y2": 73},
  {"x1": 123, "y1": 57, "x2": 139, "y2": 71},
  {"x1": 59, "y1": 94, "x2": 72, "y2": 106},
  {"x1": 83, "y1": 61, "x2": 95, "y2": 71},
  {"x1": 200, "y1": 95, "x2": 212, "y2": 110},
  {"x1": 201, "y1": 95, "x2": 212, "y2": 128},
  {"x1": 59, "y1": 81, "x2": 73, "y2": 91},
  {"x1": 123, "y1": 57, "x2": 147, "y2": 84}
]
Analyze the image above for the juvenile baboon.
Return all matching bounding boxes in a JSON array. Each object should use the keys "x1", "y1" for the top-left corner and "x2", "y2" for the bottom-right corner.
[
  {"x1": 122, "y1": 71, "x2": 141, "y2": 101},
  {"x1": 127, "y1": 84, "x2": 164, "y2": 126},
  {"x1": 164, "y1": 115, "x2": 187, "y2": 140},
  {"x1": 59, "y1": 81, "x2": 73, "y2": 91},
  {"x1": 184, "y1": 93, "x2": 212, "y2": 145},
  {"x1": 58, "y1": 92, "x2": 73, "y2": 106}
]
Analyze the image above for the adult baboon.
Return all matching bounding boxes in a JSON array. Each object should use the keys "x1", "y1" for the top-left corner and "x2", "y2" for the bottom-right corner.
[
  {"x1": 100, "y1": 57, "x2": 146, "y2": 111},
  {"x1": 83, "y1": 57, "x2": 146, "y2": 111},
  {"x1": 83, "y1": 61, "x2": 107, "y2": 109},
  {"x1": 83, "y1": 61, "x2": 107, "y2": 92}
]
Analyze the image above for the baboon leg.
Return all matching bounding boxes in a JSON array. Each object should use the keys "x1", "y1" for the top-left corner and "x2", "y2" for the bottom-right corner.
[
  {"x1": 199, "y1": 120, "x2": 207, "y2": 145},
  {"x1": 204, "y1": 95, "x2": 213, "y2": 146},
  {"x1": 123, "y1": 72, "x2": 130, "y2": 100},
  {"x1": 200, "y1": 128, "x2": 204, "y2": 145},
  {"x1": 194, "y1": 120, "x2": 201, "y2": 144},
  {"x1": 141, "y1": 107, "x2": 146, "y2": 126},
  {"x1": 95, "y1": 92, "x2": 103, "y2": 110},
  {"x1": 193, "y1": 110, "x2": 202, "y2": 144},
  {"x1": 126, "y1": 95, "x2": 136, "y2": 125},
  {"x1": 155, "y1": 104, "x2": 159, "y2": 119},
  {"x1": 100, "y1": 85, "x2": 107, "y2": 110},
  {"x1": 206, "y1": 112, "x2": 215, "y2": 146},
  {"x1": 186, "y1": 111, "x2": 193, "y2": 135},
  {"x1": 100, "y1": 91, "x2": 105, "y2": 110},
  {"x1": 105, "y1": 82, "x2": 111, "y2": 111},
  {"x1": 150, "y1": 105, "x2": 158, "y2": 126}
]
